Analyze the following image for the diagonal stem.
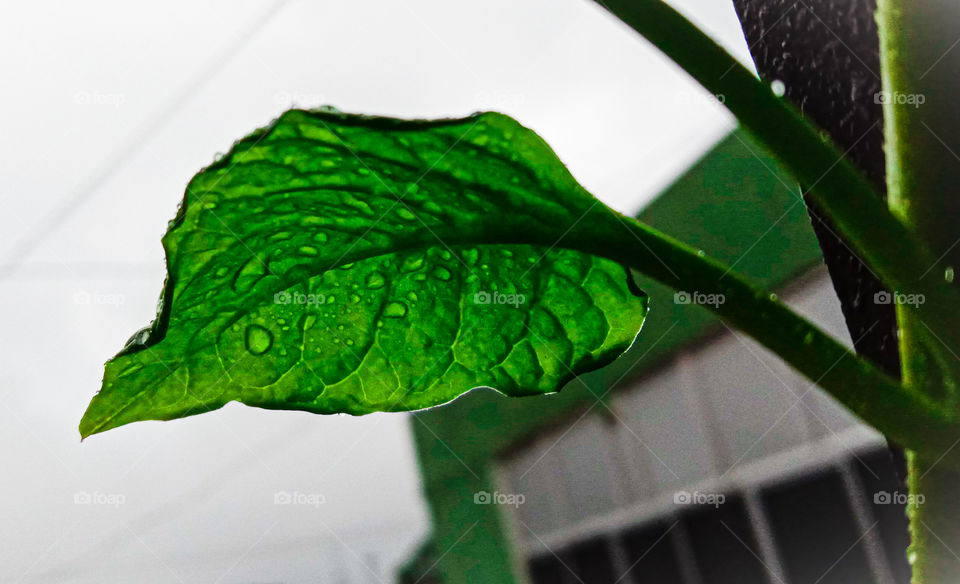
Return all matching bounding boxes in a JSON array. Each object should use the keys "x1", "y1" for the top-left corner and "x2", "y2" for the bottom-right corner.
[
  {"x1": 592, "y1": 0, "x2": 960, "y2": 364},
  {"x1": 573, "y1": 208, "x2": 960, "y2": 459}
]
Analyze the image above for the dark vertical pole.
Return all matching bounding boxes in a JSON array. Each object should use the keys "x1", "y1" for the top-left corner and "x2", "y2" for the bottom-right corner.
[{"x1": 730, "y1": 1, "x2": 909, "y2": 580}]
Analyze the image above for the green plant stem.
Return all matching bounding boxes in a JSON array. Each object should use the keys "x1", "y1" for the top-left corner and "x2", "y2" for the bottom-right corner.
[
  {"x1": 593, "y1": 0, "x2": 960, "y2": 361},
  {"x1": 878, "y1": 0, "x2": 960, "y2": 580},
  {"x1": 907, "y1": 453, "x2": 960, "y2": 583},
  {"x1": 571, "y1": 210, "x2": 960, "y2": 459},
  {"x1": 878, "y1": 0, "x2": 960, "y2": 403}
]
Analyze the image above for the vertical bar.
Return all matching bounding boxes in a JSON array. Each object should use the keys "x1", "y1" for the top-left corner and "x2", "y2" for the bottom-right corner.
[
  {"x1": 671, "y1": 518, "x2": 704, "y2": 584},
  {"x1": 743, "y1": 485, "x2": 791, "y2": 584},
  {"x1": 838, "y1": 458, "x2": 896, "y2": 584}
]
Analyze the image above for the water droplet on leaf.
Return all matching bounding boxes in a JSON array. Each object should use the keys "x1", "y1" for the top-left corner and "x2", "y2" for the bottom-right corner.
[
  {"x1": 245, "y1": 325, "x2": 273, "y2": 356},
  {"x1": 121, "y1": 363, "x2": 143, "y2": 376},
  {"x1": 433, "y1": 266, "x2": 452, "y2": 281},
  {"x1": 366, "y1": 272, "x2": 386, "y2": 289},
  {"x1": 384, "y1": 302, "x2": 408, "y2": 318},
  {"x1": 402, "y1": 256, "x2": 425, "y2": 272}
]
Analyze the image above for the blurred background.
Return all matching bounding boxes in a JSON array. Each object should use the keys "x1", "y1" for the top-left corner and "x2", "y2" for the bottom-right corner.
[{"x1": 0, "y1": 1, "x2": 907, "y2": 583}]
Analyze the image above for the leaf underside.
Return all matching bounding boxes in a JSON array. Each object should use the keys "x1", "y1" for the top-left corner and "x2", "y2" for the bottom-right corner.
[{"x1": 80, "y1": 109, "x2": 648, "y2": 438}]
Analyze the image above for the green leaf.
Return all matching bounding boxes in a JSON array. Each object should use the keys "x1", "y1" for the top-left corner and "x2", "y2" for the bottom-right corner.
[
  {"x1": 79, "y1": 109, "x2": 958, "y2": 458},
  {"x1": 79, "y1": 109, "x2": 648, "y2": 437}
]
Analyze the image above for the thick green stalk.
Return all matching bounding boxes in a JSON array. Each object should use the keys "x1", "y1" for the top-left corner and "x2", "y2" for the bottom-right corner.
[
  {"x1": 571, "y1": 210, "x2": 960, "y2": 459},
  {"x1": 593, "y1": 0, "x2": 960, "y2": 368},
  {"x1": 878, "y1": 0, "x2": 960, "y2": 404},
  {"x1": 878, "y1": 0, "x2": 960, "y2": 581},
  {"x1": 907, "y1": 453, "x2": 960, "y2": 584}
]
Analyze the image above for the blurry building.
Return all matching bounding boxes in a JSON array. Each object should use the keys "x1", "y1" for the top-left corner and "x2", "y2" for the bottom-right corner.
[{"x1": 401, "y1": 130, "x2": 910, "y2": 584}]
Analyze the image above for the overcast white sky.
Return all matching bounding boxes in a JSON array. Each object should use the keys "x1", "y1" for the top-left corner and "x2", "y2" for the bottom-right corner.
[{"x1": 0, "y1": 1, "x2": 751, "y2": 582}]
